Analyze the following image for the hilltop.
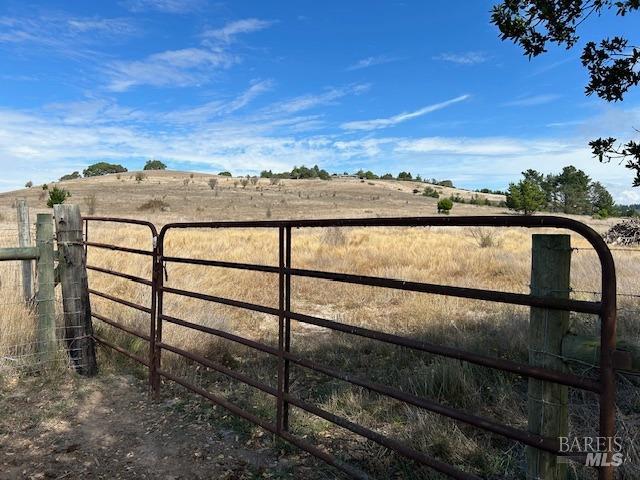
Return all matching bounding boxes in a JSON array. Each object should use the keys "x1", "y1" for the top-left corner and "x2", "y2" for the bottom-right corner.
[{"x1": 0, "y1": 170, "x2": 507, "y2": 221}]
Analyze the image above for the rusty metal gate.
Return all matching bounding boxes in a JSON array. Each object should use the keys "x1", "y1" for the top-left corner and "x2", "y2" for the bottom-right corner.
[{"x1": 84, "y1": 215, "x2": 618, "y2": 480}]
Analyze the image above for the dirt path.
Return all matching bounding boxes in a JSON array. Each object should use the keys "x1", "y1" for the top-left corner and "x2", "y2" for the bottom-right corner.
[{"x1": 0, "y1": 373, "x2": 334, "y2": 480}]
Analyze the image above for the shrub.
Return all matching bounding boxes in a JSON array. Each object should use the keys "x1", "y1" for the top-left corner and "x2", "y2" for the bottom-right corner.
[
  {"x1": 467, "y1": 227, "x2": 501, "y2": 248},
  {"x1": 437, "y1": 180, "x2": 454, "y2": 188},
  {"x1": 42, "y1": 184, "x2": 49, "y2": 190},
  {"x1": 269, "y1": 177, "x2": 280, "y2": 186},
  {"x1": 83, "y1": 162, "x2": 127, "y2": 177},
  {"x1": 59, "y1": 171, "x2": 81, "y2": 181},
  {"x1": 240, "y1": 178, "x2": 249, "y2": 189},
  {"x1": 143, "y1": 159, "x2": 166, "y2": 170},
  {"x1": 138, "y1": 198, "x2": 169, "y2": 212},
  {"x1": 397, "y1": 171, "x2": 412, "y2": 181},
  {"x1": 412, "y1": 188, "x2": 420, "y2": 194},
  {"x1": 380, "y1": 173, "x2": 394, "y2": 180},
  {"x1": 423, "y1": 186, "x2": 439, "y2": 198},
  {"x1": 437, "y1": 198, "x2": 453, "y2": 214},
  {"x1": 208, "y1": 178, "x2": 218, "y2": 190},
  {"x1": 25, "y1": 181, "x2": 33, "y2": 188},
  {"x1": 219, "y1": 171, "x2": 232, "y2": 177},
  {"x1": 47, "y1": 186, "x2": 71, "y2": 207},
  {"x1": 250, "y1": 176, "x2": 259, "y2": 186},
  {"x1": 135, "y1": 172, "x2": 146, "y2": 183}
]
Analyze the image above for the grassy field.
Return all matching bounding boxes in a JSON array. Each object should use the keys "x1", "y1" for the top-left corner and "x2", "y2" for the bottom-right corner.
[{"x1": 0, "y1": 171, "x2": 638, "y2": 479}]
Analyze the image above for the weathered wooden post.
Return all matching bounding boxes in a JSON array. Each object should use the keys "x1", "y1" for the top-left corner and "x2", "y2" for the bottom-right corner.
[
  {"x1": 36, "y1": 213, "x2": 56, "y2": 359},
  {"x1": 54, "y1": 204, "x2": 97, "y2": 376},
  {"x1": 527, "y1": 234, "x2": 571, "y2": 480},
  {"x1": 17, "y1": 199, "x2": 33, "y2": 303}
]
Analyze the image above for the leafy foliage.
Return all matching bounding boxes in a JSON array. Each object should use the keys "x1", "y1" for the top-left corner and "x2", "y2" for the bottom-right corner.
[
  {"x1": 83, "y1": 162, "x2": 128, "y2": 177},
  {"x1": 143, "y1": 159, "x2": 167, "y2": 170},
  {"x1": 59, "y1": 171, "x2": 81, "y2": 181},
  {"x1": 260, "y1": 165, "x2": 331, "y2": 180},
  {"x1": 46, "y1": 186, "x2": 71, "y2": 207},
  {"x1": 422, "y1": 186, "x2": 440, "y2": 198},
  {"x1": 218, "y1": 171, "x2": 232, "y2": 176},
  {"x1": 24, "y1": 181, "x2": 33, "y2": 188},
  {"x1": 491, "y1": 0, "x2": 640, "y2": 185},
  {"x1": 437, "y1": 198, "x2": 453, "y2": 214}
]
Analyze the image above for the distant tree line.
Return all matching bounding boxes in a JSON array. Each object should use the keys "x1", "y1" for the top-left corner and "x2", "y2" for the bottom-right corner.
[
  {"x1": 506, "y1": 166, "x2": 626, "y2": 218},
  {"x1": 260, "y1": 165, "x2": 331, "y2": 180},
  {"x1": 56, "y1": 159, "x2": 167, "y2": 181}
]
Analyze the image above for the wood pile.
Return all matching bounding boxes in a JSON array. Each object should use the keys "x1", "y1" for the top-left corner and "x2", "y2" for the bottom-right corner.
[{"x1": 603, "y1": 219, "x2": 640, "y2": 245}]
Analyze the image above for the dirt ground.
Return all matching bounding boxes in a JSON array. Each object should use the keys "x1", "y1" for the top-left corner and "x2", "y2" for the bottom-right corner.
[{"x1": 0, "y1": 372, "x2": 337, "y2": 480}]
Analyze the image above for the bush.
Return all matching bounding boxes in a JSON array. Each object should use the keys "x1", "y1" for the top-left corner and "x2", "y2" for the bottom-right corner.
[
  {"x1": 219, "y1": 171, "x2": 232, "y2": 177},
  {"x1": 240, "y1": 178, "x2": 249, "y2": 189},
  {"x1": 138, "y1": 198, "x2": 169, "y2": 212},
  {"x1": 380, "y1": 173, "x2": 394, "y2": 180},
  {"x1": 467, "y1": 227, "x2": 501, "y2": 248},
  {"x1": 437, "y1": 180, "x2": 454, "y2": 188},
  {"x1": 422, "y1": 186, "x2": 440, "y2": 198},
  {"x1": 135, "y1": 172, "x2": 146, "y2": 183},
  {"x1": 42, "y1": 184, "x2": 48, "y2": 190},
  {"x1": 437, "y1": 198, "x2": 453, "y2": 214},
  {"x1": 397, "y1": 171, "x2": 412, "y2": 181},
  {"x1": 25, "y1": 181, "x2": 33, "y2": 188},
  {"x1": 208, "y1": 178, "x2": 218, "y2": 190},
  {"x1": 269, "y1": 177, "x2": 280, "y2": 186},
  {"x1": 59, "y1": 171, "x2": 81, "y2": 181},
  {"x1": 47, "y1": 186, "x2": 71, "y2": 207},
  {"x1": 143, "y1": 159, "x2": 166, "y2": 170}
]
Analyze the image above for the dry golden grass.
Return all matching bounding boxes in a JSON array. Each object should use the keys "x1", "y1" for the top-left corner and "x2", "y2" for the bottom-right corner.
[{"x1": 0, "y1": 172, "x2": 638, "y2": 478}]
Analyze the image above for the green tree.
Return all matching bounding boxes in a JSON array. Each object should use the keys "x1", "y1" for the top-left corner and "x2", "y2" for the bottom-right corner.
[
  {"x1": 506, "y1": 179, "x2": 546, "y2": 215},
  {"x1": 143, "y1": 159, "x2": 167, "y2": 170},
  {"x1": 47, "y1": 186, "x2": 71, "y2": 207},
  {"x1": 25, "y1": 180, "x2": 33, "y2": 188},
  {"x1": 218, "y1": 171, "x2": 232, "y2": 176},
  {"x1": 555, "y1": 166, "x2": 592, "y2": 214},
  {"x1": 59, "y1": 171, "x2": 81, "y2": 181},
  {"x1": 397, "y1": 171, "x2": 412, "y2": 181},
  {"x1": 83, "y1": 162, "x2": 128, "y2": 177},
  {"x1": 589, "y1": 181, "x2": 615, "y2": 217},
  {"x1": 491, "y1": 1, "x2": 640, "y2": 186}
]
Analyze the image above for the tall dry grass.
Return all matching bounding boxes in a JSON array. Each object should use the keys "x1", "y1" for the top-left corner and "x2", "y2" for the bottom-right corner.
[
  {"x1": 80, "y1": 223, "x2": 639, "y2": 479},
  {"x1": 0, "y1": 211, "x2": 637, "y2": 477}
]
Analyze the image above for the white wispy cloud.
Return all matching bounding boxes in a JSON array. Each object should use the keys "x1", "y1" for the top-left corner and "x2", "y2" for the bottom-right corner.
[
  {"x1": 202, "y1": 18, "x2": 273, "y2": 43},
  {"x1": 434, "y1": 51, "x2": 488, "y2": 65},
  {"x1": 269, "y1": 84, "x2": 370, "y2": 114},
  {"x1": 121, "y1": 0, "x2": 206, "y2": 13},
  {"x1": 346, "y1": 55, "x2": 400, "y2": 71},
  {"x1": 106, "y1": 48, "x2": 236, "y2": 91},
  {"x1": 0, "y1": 15, "x2": 137, "y2": 47},
  {"x1": 105, "y1": 18, "x2": 273, "y2": 91},
  {"x1": 341, "y1": 94, "x2": 470, "y2": 131},
  {"x1": 164, "y1": 79, "x2": 274, "y2": 123},
  {"x1": 503, "y1": 94, "x2": 561, "y2": 107}
]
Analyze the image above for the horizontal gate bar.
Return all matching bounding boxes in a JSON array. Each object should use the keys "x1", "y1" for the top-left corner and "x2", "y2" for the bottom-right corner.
[
  {"x1": 158, "y1": 341, "x2": 277, "y2": 396},
  {"x1": 92, "y1": 312, "x2": 151, "y2": 342},
  {"x1": 156, "y1": 368, "x2": 370, "y2": 480},
  {"x1": 287, "y1": 310, "x2": 601, "y2": 392},
  {"x1": 87, "y1": 264, "x2": 153, "y2": 286},
  {"x1": 286, "y1": 267, "x2": 601, "y2": 314},
  {"x1": 161, "y1": 314, "x2": 278, "y2": 356},
  {"x1": 163, "y1": 255, "x2": 279, "y2": 273},
  {"x1": 283, "y1": 350, "x2": 562, "y2": 454},
  {"x1": 84, "y1": 240, "x2": 154, "y2": 256},
  {"x1": 161, "y1": 286, "x2": 280, "y2": 316},
  {"x1": 89, "y1": 288, "x2": 152, "y2": 314},
  {"x1": 0, "y1": 246, "x2": 39, "y2": 261},
  {"x1": 94, "y1": 335, "x2": 150, "y2": 367},
  {"x1": 282, "y1": 392, "x2": 481, "y2": 480}
]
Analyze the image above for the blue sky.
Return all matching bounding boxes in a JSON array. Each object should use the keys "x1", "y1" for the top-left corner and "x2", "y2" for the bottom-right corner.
[{"x1": 0, "y1": 1, "x2": 639, "y2": 202}]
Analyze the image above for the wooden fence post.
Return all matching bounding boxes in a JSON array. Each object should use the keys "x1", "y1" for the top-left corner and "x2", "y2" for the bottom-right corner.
[
  {"x1": 17, "y1": 199, "x2": 33, "y2": 303},
  {"x1": 54, "y1": 204, "x2": 97, "y2": 376},
  {"x1": 35, "y1": 213, "x2": 56, "y2": 359},
  {"x1": 527, "y1": 234, "x2": 571, "y2": 480}
]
